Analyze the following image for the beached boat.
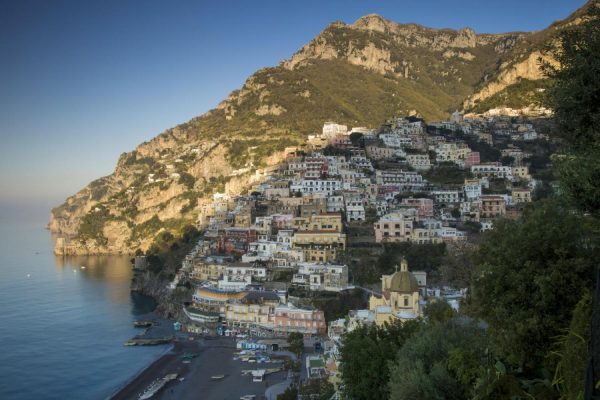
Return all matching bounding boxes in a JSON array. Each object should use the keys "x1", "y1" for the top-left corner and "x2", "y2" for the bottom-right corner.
[
  {"x1": 124, "y1": 336, "x2": 173, "y2": 346},
  {"x1": 133, "y1": 320, "x2": 154, "y2": 328},
  {"x1": 138, "y1": 373, "x2": 178, "y2": 399}
]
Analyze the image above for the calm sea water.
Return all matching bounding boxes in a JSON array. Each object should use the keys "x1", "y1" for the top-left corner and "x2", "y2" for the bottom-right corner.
[{"x1": 0, "y1": 212, "x2": 167, "y2": 399}]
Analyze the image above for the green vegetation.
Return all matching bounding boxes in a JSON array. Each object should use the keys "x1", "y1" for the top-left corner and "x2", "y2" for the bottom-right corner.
[
  {"x1": 424, "y1": 162, "x2": 472, "y2": 185},
  {"x1": 469, "y1": 199, "x2": 596, "y2": 369},
  {"x1": 352, "y1": 242, "x2": 446, "y2": 285},
  {"x1": 298, "y1": 378, "x2": 335, "y2": 400},
  {"x1": 227, "y1": 137, "x2": 301, "y2": 168},
  {"x1": 277, "y1": 386, "x2": 298, "y2": 400},
  {"x1": 129, "y1": 215, "x2": 162, "y2": 243},
  {"x1": 77, "y1": 207, "x2": 111, "y2": 245},
  {"x1": 469, "y1": 78, "x2": 551, "y2": 114},
  {"x1": 311, "y1": 289, "x2": 367, "y2": 322},
  {"x1": 178, "y1": 172, "x2": 196, "y2": 189},
  {"x1": 552, "y1": 291, "x2": 593, "y2": 399},
  {"x1": 423, "y1": 300, "x2": 456, "y2": 324},
  {"x1": 287, "y1": 332, "x2": 304, "y2": 357},
  {"x1": 543, "y1": 3, "x2": 600, "y2": 217},
  {"x1": 389, "y1": 319, "x2": 487, "y2": 400},
  {"x1": 340, "y1": 11, "x2": 600, "y2": 399},
  {"x1": 145, "y1": 224, "x2": 201, "y2": 279},
  {"x1": 340, "y1": 319, "x2": 422, "y2": 400}
]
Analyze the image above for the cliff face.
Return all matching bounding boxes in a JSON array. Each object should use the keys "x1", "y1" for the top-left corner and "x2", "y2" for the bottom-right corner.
[{"x1": 50, "y1": 2, "x2": 596, "y2": 255}]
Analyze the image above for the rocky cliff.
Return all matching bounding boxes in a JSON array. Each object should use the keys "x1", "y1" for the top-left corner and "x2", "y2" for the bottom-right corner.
[{"x1": 50, "y1": 1, "x2": 597, "y2": 255}]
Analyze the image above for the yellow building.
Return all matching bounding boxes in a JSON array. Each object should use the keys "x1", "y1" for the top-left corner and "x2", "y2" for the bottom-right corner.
[
  {"x1": 304, "y1": 248, "x2": 338, "y2": 263},
  {"x1": 512, "y1": 188, "x2": 532, "y2": 203},
  {"x1": 293, "y1": 231, "x2": 346, "y2": 250},
  {"x1": 296, "y1": 213, "x2": 343, "y2": 232},
  {"x1": 191, "y1": 262, "x2": 227, "y2": 282},
  {"x1": 511, "y1": 166, "x2": 531, "y2": 180},
  {"x1": 369, "y1": 259, "x2": 422, "y2": 325}
]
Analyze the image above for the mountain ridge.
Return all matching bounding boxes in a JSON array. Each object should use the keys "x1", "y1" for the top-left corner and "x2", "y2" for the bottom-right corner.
[{"x1": 50, "y1": 1, "x2": 597, "y2": 255}]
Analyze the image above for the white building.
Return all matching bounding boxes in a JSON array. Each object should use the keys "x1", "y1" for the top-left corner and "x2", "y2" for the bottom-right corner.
[
  {"x1": 406, "y1": 154, "x2": 431, "y2": 171},
  {"x1": 327, "y1": 195, "x2": 345, "y2": 213},
  {"x1": 292, "y1": 263, "x2": 349, "y2": 292},
  {"x1": 432, "y1": 190, "x2": 461, "y2": 204},
  {"x1": 296, "y1": 179, "x2": 343, "y2": 195},
  {"x1": 471, "y1": 163, "x2": 513, "y2": 180},
  {"x1": 322, "y1": 122, "x2": 348, "y2": 138},
  {"x1": 463, "y1": 179, "x2": 482, "y2": 201}
]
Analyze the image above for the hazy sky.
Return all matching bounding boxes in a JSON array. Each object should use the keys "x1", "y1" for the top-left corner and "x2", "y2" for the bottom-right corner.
[{"x1": 0, "y1": 0, "x2": 587, "y2": 209}]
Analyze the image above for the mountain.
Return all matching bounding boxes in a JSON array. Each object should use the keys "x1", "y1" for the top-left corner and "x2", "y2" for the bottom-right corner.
[{"x1": 50, "y1": 1, "x2": 597, "y2": 255}]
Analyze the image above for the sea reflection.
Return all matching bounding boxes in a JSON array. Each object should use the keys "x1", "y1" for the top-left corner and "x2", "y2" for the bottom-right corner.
[
  {"x1": 53, "y1": 254, "x2": 135, "y2": 305},
  {"x1": 0, "y1": 217, "x2": 163, "y2": 400}
]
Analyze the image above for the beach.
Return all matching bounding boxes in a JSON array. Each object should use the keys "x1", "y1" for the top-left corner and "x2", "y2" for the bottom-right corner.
[{"x1": 111, "y1": 336, "x2": 291, "y2": 400}]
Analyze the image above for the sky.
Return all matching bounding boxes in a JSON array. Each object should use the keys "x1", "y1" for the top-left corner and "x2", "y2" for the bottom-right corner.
[{"x1": 0, "y1": 0, "x2": 588, "y2": 212}]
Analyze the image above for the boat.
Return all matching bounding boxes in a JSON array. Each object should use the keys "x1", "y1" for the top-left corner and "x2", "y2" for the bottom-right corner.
[
  {"x1": 138, "y1": 373, "x2": 177, "y2": 399},
  {"x1": 133, "y1": 320, "x2": 154, "y2": 328},
  {"x1": 124, "y1": 336, "x2": 173, "y2": 346},
  {"x1": 211, "y1": 374, "x2": 225, "y2": 380}
]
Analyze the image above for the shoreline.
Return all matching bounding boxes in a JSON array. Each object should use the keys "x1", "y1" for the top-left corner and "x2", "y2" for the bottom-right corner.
[
  {"x1": 109, "y1": 339, "x2": 200, "y2": 400},
  {"x1": 107, "y1": 343, "x2": 174, "y2": 399},
  {"x1": 110, "y1": 335, "x2": 292, "y2": 400}
]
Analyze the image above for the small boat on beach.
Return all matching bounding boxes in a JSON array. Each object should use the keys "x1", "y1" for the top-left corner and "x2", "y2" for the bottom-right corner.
[
  {"x1": 138, "y1": 373, "x2": 178, "y2": 399},
  {"x1": 124, "y1": 336, "x2": 173, "y2": 346},
  {"x1": 133, "y1": 320, "x2": 154, "y2": 328}
]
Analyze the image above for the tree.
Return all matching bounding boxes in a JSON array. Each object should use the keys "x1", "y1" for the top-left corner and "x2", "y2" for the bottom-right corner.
[
  {"x1": 350, "y1": 132, "x2": 364, "y2": 147},
  {"x1": 500, "y1": 155, "x2": 515, "y2": 166},
  {"x1": 552, "y1": 290, "x2": 593, "y2": 400},
  {"x1": 424, "y1": 301, "x2": 456, "y2": 324},
  {"x1": 288, "y1": 332, "x2": 304, "y2": 357},
  {"x1": 469, "y1": 199, "x2": 596, "y2": 371},
  {"x1": 298, "y1": 378, "x2": 335, "y2": 400},
  {"x1": 277, "y1": 385, "x2": 298, "y2": 400},
  {"x1": 541, "y1": 5, "x2": 600, "y2": 393},
  {"x1": 450, "y1": 208, "x2": 461, "y2": 219},
  {"x1": 542, "y1": 3, "x2": 600, "y2": 216},
  {"x1": 178, "y1": 172, "x2": 196, "y2": 189},
  {"x1": 340, "y1": 319, "x2": 421, "y2": 400},
  {"x1": 388, "y1": 319, "x2": 488, "y2": 400}
]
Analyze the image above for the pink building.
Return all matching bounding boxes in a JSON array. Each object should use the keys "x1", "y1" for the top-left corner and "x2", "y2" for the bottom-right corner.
[
  {"x1": 274, "y1": 304, "x2": 326, "y2": 336},
  {"x1": 465, "y1": 152, "x2": 481, "y2": 168},
  {"x1": 401, "y1": 198, "x2": 434, "y2": 218},
  {"x1": 331, "y1": 134, "x2": 352, "y2": 148}
]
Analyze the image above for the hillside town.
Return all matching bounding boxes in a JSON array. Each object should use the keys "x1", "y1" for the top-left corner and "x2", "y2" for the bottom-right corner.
[{"x1": 132, "y1": 113, "x2": 553, "y2": 394}]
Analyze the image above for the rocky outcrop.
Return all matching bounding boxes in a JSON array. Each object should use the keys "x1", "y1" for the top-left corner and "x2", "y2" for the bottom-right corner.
[{"x1": 464, "y1": 51, "x2": 559, "y2": 109}]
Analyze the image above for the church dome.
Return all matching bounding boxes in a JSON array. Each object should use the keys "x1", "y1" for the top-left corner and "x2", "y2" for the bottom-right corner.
[{"x1": 389, "y1": 259, "x2": 419, "y2": 293}]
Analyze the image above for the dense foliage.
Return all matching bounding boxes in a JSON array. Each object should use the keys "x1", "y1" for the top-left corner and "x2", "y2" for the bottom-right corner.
[
  {"x1": 340, "y1": 319, "x2": 422, "y2": 399},
  {"x1": 470, "y1": 199, "x2": 595, "y2": 368}
]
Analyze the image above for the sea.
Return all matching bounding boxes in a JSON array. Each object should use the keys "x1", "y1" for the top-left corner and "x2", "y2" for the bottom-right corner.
[{"x1": 0, "y1": 204, "x2": 167, "y2": 399}]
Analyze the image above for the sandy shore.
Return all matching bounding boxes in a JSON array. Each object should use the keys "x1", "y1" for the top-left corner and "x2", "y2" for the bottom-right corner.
[{"x1": 111, "y1": 336, "x2": 290, "y2": 400}]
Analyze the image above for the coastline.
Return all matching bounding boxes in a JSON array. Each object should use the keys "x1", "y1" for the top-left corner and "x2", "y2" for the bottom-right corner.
[
  {"x1": 107, "y1": 343, "x2": 174, "y2": 399},
  {"x1": 109, "y1": 339, "x2": 200, "y2": 400},
  {"x1": 109, "y1": 335, "x2": 290, "y2": 400}
]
